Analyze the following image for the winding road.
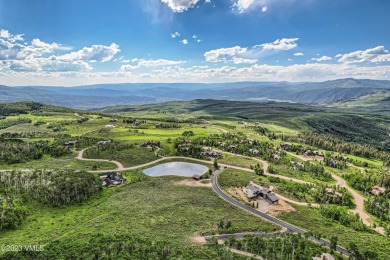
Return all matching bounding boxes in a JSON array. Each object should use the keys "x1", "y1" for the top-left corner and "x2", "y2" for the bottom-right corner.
[
  {"x1": 76, "y1": 146, "x2": 383, "y2": 234},
  {"x1": 211, "y1": 169, "x2": 351, "y2": 257}
]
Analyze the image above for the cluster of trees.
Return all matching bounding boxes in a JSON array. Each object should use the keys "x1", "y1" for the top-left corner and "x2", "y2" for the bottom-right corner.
[
  {"x1": 155, "y1": 123, "x2": 181, "y2": 129},
  {"x1": 76, "y1": 117, "x2": 89, "y2": 124},
  {"x1": 0, "y1": 140, "x2": 44, "y2": 163},
  {"x1": 0, "y1": 102, "x2": 44, "y2": 116},
  {"x1": 3, "y1": 233, "x2": 224, "y2": 259},
  {"x1": 366, "y1": 196, "x2": 390, "y2": 224},
  {"x1": 268, "y1": 160, "x2": 333, "y2": 182},
  {"x1": 0, "y1": 138, "x2": 77, "y2": 164},
  {"x1": 122, "y1": 117, "x2": 136, "y2": 124},
  {"x1": 0, "y1": 170, "x2": 102, "y2": 207},
  {"x1": 286, "y1": 132, "x2": 390, "y2": 166},
  {"x1": 343, "y1": 169, "x2": 389, "y2": 194},
  {"x1": 174, "y1": 139, "x2": 203, "y2": 158},
  {"x1": 182, "y1": 131, "x2": 195, "y2": 137},
  {"x1": 267, "y1": 177, "x2": 354, "y2": 207},
  {"x1": 244, "y1": 125, "x2": 270, "y2": 135},
  {"x1": 0, "y1": 117, "x2": 32, "y2": 130},
  {"x1": 0, "y1": 194, "x2": 28, "y2": 231},
  {"x1": 223, "y1": 233, "x2": 332, "y2": 260},
  {"x1": 0, "y1": 102, "x2": 72, "y2": 117},
  {"x1": 319, "y1": 205, "x2": 367, "y2": 231}
]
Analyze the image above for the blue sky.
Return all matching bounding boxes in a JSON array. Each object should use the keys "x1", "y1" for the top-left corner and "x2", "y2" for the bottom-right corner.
[{"x1": 0, "y1": 0, "x2": 390, "y2": 86}]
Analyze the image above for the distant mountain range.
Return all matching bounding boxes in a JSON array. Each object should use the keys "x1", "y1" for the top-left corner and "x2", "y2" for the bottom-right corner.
[{"x1": 1, "y1": 78, "x2": 389, "y2": 110}]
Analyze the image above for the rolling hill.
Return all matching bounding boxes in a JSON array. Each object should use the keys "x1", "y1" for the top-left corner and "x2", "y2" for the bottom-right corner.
[{"x1": 0, "y1": 78, "x2": 389, "y2": 110}]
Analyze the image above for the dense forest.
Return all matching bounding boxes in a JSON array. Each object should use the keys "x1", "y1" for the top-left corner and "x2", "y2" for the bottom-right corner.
[
  {"x1": 1, "y1": 234, "x2": 231, "y2": 260},
  {"x1": 223, "y1": 234, "x2": 333, "y2": 260},
  {"x1": 285, "y1": 132, "x2": 390, "y2": 166},
  {"x1": 0, "y1": 101, "x2": 74, "y2": 116},
  {"x1": 0, "y1": 139, "x2": 72, "y2": 164},
  {"x1": 0, "y1": 170, "x2": 102, "y2": 206},
  {"x1": 305, "y1": 114, "x2": 390, "y2": 151}
]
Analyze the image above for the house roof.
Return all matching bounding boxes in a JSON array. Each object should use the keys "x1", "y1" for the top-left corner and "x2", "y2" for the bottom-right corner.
[
  {"x1": 266, "y1": 193, "x2": 279, "y2": 202},
  {"x1": 246, "y1": 185, "x2": 260, "y2": 193},
  {"x1": 246, "y1": 189, "x2": 256, "y2": 199}
]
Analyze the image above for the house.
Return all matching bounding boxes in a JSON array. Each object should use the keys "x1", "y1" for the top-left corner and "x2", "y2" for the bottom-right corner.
[
  {"x1": 313, "y1": 150, "x2": 324, "y2": 157},
  {"x1": 304, "y1": 150, "x2": 314, "y2": 156},
  {"x1": 266, "y1": 193, "x2": 279, "y2": 204},
  {"x1": 290, "y1": 161, "x2": 304, "y2": 167},
  {"x1": 200, "y1": 151, "x2": 221, "y2": 158},
  {"x1": 237, "y1": 121, "x2": 246, "y2": 125},
  {"x1": 102, "y1": 172, "x2": 127, "y2": 187},
  {"x1": 97, "y1": 140, "x2": 111, "y2": 145},
  {"x1": 105, "y1": 124, "x2": 115, "y2": 128},
  {"x1": 312, "y1": 253, "x2": 335, "y2": 260},
  {"x1": 325, "y1": 188, "x2": 335, "y2": 195},
  {"x1": 280, "y1": 142, "x2": 292, "y2": 149},
  {"x1": 179, "y1": 147, "x2": 190, "y2": 152},
  {"x1": 370, "y1": 186, "x2": 386, "y2": 196},
  {"x1": 328, "y1": 159, "x2": 338, "y2": 168},
  {"x1": 64, "y1": 140, "x2": 78, "y2": 146},
  {"x1": 245, "y1": 185, "x2": 260, "y2": 199},
  {"x1": 272, "y1": 154, "x2": 281, "y2": 160},
  {"x1": 109, "y1": 118, "x2": 118, "y2": 122},
  {"x1": 193, "y1": 175, "x2": 201, "y2": 181},
  {"x1": 141, "y1": 140, "x2": 160, "y2": 147},
  {"x1": 249, "y1": 149, "x2": 260, "y2": 155},
  {"x1": 217, "y1": 142, "x2": 226, "y2": 147}
]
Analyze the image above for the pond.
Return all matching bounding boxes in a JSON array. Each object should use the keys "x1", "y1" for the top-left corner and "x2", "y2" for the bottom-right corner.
[{"x1": 143, "y1": 162, "x2": 209, "y2": 177}]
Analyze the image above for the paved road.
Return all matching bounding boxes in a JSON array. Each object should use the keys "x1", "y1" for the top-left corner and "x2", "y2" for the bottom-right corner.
[{"x1": 211, "y1": 169, "x2": 351, "y2": 257}]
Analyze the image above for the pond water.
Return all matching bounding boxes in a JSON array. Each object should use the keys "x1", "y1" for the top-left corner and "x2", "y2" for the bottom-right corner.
[{"x1": 143, "y1": 162, "x2": 208, "y2": 177}]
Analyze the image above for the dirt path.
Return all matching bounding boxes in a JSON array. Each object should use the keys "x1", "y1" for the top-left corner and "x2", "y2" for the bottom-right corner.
[
  {"x1": 213, "y1": 149, "x2": 310, "y2": 184},
  {"x1": 76, "y1": 148, "x2": 125, "y2": 170}
]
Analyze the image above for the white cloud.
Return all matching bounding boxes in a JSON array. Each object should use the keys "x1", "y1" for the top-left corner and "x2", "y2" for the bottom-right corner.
[
  {"x1": 161, "y1": 0, "x2": 200, "y2": 12},
  {"x1": 337, "y1": 46, "x2": 390, "y2": 64},
  {"x1": 120, "y1": 58, "x2": 187, "y2": 71},
  {"x1": 311, "y1": 56, "x2": 332, "y2": 62},
  {"x1": 181, "y1": 39, "x2": 189, "y2": 45},
  {"x1": 0, "y1": 28, "x2": 120, "y2": 73},
  {"x1": 0, "y1": 29, "x2": 24, "y2": 42},
  {"x1": 171, "y1": 32, "x2": 180, "y2": 38},
  {"x1": 232, "y1": 0, "x2": 309, "y2": 14},
  {"x1": 204, "y1": 46, "x2": 247, "y2": 62},
  {"x1": 232, "y1": 57, "x2": 258, "y2": 64},
  {"x1": 293, "y1": 52, "x2": 304, "y2": 56},
  {"x1": 258, "y1": 38, "x2": 299, "y2": 51},
  {"x1": 55, "y1": 43, "x2": 120, "y2": 62}
]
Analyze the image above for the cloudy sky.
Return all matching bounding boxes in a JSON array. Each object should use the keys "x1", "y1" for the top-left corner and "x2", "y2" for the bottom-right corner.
[{"x1": 1, "y1": 0, "x2": 390, "y2": 86}]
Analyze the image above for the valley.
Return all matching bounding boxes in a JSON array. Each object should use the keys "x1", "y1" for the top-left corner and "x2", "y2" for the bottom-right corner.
[{"x1": 0, "y1": 100, "x2": 389, "y2": 259}]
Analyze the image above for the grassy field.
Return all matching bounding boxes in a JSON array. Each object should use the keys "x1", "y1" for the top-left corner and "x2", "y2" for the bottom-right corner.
[
  {"x1": 219, "y1": 154, "x2": 258, "y2": 168},
  {"x1": 0, "y1": 154, "x2": 117, "y2": 171},
  {"x1": 218, "y1": 168, "x2": 259, "y2": 189},
  {"x1": 279, "y1": 205, "x2": 390, "y2": 259},
  {"x1": 83, "y1": 146, "x2": 159, "y2": 167},
  {"x1": 0, "y1": 175, "x2": 279, "y2": 252}
]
